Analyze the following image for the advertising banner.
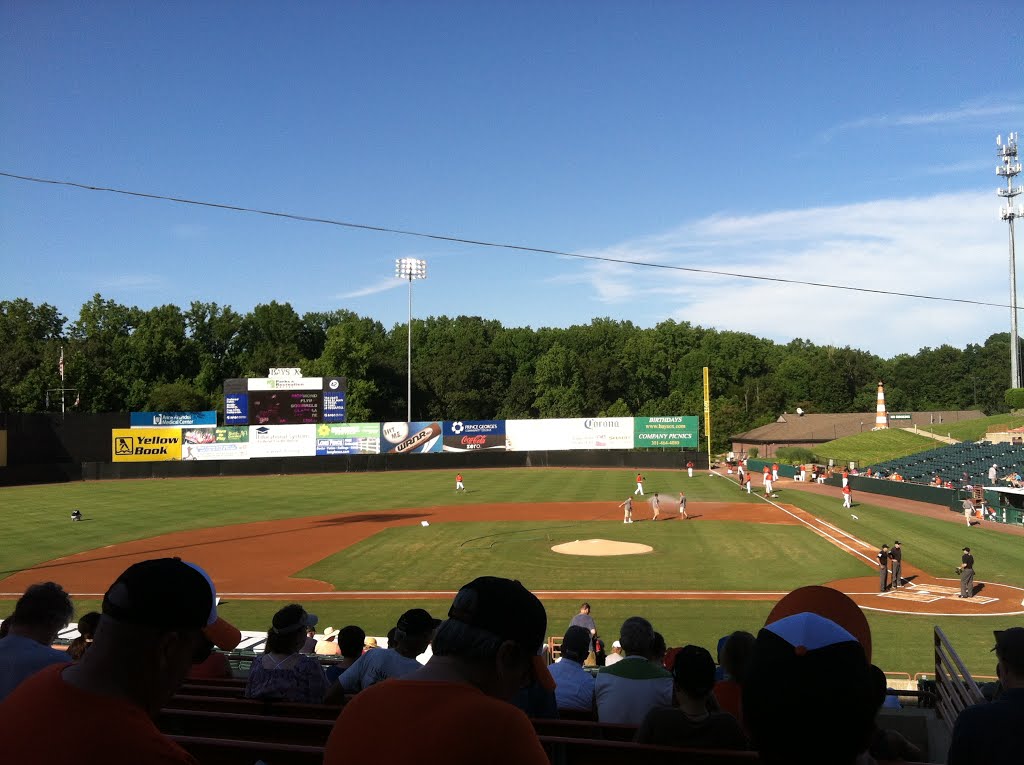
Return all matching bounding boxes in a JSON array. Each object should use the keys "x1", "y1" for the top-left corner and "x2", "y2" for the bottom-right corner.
[
  {"x1": 315, "y1": 423, "x2": 380, "y2": 455},
  {"x1": 633, "y1": 416, "x2": 700, "y2": 448},
  {"x1": 224, "y1": 394, "x2": 248, "y2": 425},
  {"x1": 182, "y1": 426, "x2": 250, "y2": 460},
  {"x1": 381, "y1": 422, "x2": 442, "y2": 454},
  {"x1": 248, "y1": 377, "x2": 323, "y2": 391},
  {"x1": 112, "y1": 428, "x2": 182, "y2": 462},
  {"x1": 322, "y1": 392, "x2": 347, "y2": 423},
  {"x1": 442, "y1": 420, "x2": 507, "y2": 452},
  {"x1": 505, "y1": 417, "x2": 634, "y2": 452},
  {"x1": 248, "y1": 424, "x2": 317, "y2": 458},
  {"x1": 130, "y1": 411, "x2": 216, "y2": 428}
]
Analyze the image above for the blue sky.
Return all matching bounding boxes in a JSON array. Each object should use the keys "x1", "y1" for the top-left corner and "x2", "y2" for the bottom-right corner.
[{"x1": 2, "y1": 2, "x2": 1022, "y2": 357}]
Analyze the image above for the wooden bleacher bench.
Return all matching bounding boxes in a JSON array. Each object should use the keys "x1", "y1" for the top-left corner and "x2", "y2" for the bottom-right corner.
[
  {"x1": 539, "y1": 736, "x2": 760, "y2": 764},
  {"x1": 159, "y1": 708, "x2": 332, "y2": 746},
  {"x1": 170, "y1": 735, "x2": 323, "y2": 765},
  {"x1": 165, "y1": 693, "x2": 343, "y2": 720}
]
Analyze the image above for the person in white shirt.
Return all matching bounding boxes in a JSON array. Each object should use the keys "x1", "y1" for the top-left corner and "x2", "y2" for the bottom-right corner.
[
  {"x1": 339, "y1": 608, "x2": 439, "y2": 693},
  {"x1": 604, "y1": 640, "x2": 624, "y2": 666},
  {"x1": 549, "y1": 626, "x2": 595, "y2": 712}
]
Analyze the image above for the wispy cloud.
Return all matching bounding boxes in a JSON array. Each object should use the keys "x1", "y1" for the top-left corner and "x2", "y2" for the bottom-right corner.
[
  {"x1": 335, "y1": 278, "x2": 404, "y2": 300},
  {"x1": 820, "y1": 101, "x2": 1023, "y2": 142},
  {"x1": 94, "y1": 274, "x2": 166, "y2": 290},
  {"x1": 560, "y1": 191, "x2": 1010, "y2": 357}
]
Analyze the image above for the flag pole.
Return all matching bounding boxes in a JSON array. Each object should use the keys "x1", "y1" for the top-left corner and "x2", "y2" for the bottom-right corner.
[{"x1": 59, "y1": 346, "x2": 65, "y2": 415}]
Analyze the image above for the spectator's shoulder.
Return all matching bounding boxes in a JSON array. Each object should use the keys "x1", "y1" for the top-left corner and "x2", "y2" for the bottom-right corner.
[{"x1": 598, "y1": 657, "x2": 671, "y2": 680}]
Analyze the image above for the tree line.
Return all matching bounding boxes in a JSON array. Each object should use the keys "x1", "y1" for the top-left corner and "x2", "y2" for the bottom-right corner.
[{"x1": 1, "y1": 295, "x2": 1016, "y2": 450}]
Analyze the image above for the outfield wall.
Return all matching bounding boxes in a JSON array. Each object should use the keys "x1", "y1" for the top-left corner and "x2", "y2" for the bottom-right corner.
[{"x1": 81, "y1": 448, "x2": 708, "y2": 481}]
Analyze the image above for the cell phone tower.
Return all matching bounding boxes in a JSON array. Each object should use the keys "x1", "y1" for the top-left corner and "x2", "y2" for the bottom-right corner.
[{"x1": 997, "y1": 132, "x2": 1023, "y2": 389}]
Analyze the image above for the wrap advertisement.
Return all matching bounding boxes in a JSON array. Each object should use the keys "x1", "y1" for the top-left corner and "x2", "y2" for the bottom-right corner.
[
  {"x1": 181, "y1": 426, "x2": 249, "y2": 460},
  {"x1": 322, "y1": 392, "x2": 347, "y2": 423},
  {"x1": 247, "y1": 424, "x2": 317, "y2": 458},
  {"x1": 381, "y1": 422, "x2": 442, "y2": 453},
  {"x1": 112, "y1": 428, "x2": 182, "y2": 462},
  {"x1": 505, "y1": 417, "x2": 634, "y2": 452},
  {"x1": 633, "y1": 416, "x2": 700, "y2": 448},
  {"x1": 316, "y1": 423, "x2": 381, "y2": 455},
  {"x1": 442, "y1": 420, "x2": 507, "y2": 451}
]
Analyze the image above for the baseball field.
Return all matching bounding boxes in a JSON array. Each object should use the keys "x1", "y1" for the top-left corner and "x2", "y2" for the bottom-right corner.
[{"x1": 1, "y1": 467, "x2": 1021, "y2": 677}]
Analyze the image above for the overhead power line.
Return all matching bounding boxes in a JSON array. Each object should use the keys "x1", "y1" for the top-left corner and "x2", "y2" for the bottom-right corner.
[{"x1": 0, "y1": 169, "x2": 1011, "y2": 310}]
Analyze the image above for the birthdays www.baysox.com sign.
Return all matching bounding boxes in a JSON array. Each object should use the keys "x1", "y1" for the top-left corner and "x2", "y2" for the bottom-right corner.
[{"x1": 112, "y1": 428, "x2": 182, "y2": 462}]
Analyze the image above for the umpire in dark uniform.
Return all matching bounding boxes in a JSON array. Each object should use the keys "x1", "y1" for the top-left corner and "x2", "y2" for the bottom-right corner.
[
  {"x1": 958, "y1": 547, "x2": 975, "y2": 598},
  {"x1": 877, "y1": 544, "x2": 890, "y2": 592},
  {"x1": 889, "y1": 541, "x2": 903, "y2": 589}
]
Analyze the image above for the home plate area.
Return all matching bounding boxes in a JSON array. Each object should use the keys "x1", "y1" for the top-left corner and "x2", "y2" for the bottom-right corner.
[{"x1": 882, "y1": 583, "x2": 998, "y2": 605}]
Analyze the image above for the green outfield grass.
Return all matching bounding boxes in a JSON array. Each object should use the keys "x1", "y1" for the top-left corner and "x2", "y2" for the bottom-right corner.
[
  {"x1": 0, "y1": 468, "x2": 752, "y2": 576},
  {"x1": 814, "y1": 429, "x2": 938, "y2": 466},
  {"x1": 297, "y1": 520, "x2": 867, "y2": 592}
]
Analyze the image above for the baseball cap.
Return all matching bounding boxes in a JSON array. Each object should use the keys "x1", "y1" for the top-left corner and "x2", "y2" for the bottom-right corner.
[
  {"x1": 397, "y1": 607, "x2": 441, "y2": 634},
  {"x1": 612, "y1": 640, "x2": 621, "y2": 649},
  {"x1": 447, "y1": 576, "x2": 553, "y2": 690},
  {"x1": 894, "y1": 540, "x2": 901, "y2": 545},
  {"x1": 270, "y1": 604, "x2": 318, "y2": 635},
  {"x1": 764, "y1": 585, "x2": 871, "y2": 662},
  {"x1": 559, "y1": 625, "x2": 591, "y2": 660},
  {"x1": 672, "y1": 644, "x2": 716, "y2": 697},
  {"x1": 103, "y1": 558, "x2": 241, "y2": 650},
  {"x1": 963, "y1": 546, "x2": 971, "y2": 553}
]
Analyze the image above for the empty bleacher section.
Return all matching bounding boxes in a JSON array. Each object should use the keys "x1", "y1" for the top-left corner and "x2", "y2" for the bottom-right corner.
[{"x1": 871, "y1": 440, "x2": 1024, "y2": 486}]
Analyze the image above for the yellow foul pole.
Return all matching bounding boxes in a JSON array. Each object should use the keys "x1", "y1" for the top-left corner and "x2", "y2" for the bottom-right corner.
[{"x1": 703, "y1": 366, "x2": 712, "y2": 468}]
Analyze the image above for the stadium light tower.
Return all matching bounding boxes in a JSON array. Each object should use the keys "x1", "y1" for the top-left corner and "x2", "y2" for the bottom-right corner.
[
  {"x1": 997, "y1": 132, "x2": 1023, "y2": 388},
  {"x1": 395, "y1": 257, "x2": 427, "y2": 421}
]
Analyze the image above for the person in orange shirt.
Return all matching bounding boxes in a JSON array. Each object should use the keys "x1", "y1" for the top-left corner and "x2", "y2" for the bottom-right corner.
[
  {"x1": 324, "y1": 577, "x2": 552, "y2": 765},
  {"x1": 0, "y1": 557, "x2": 241, "y2": 764},
  {"x1": 455, "y1": 473, "x2": 465, "y2": 492},
  {"x1": 634, "y1": 473, "x2": 645, "y2": 495},
  {"x1": 772, "y1": 463, "x2": 779, "y2": 481}
]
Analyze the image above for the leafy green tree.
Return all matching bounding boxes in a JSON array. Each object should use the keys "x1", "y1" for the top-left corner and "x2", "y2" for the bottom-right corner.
[
  {"x1": 0, "y1": 299, "x2": 66, "y2": 412},
  {"x1": 233, "y1": 301, "x2": 304, "y2": 376},
  {"x1": 67, "y1": 295, "x2": 141, "y2": 412},
  {"x1": 532, "y1": 343, "x2": 587, "y2": 418},
  {"x1": 147, "y1": 381, "x2": 212, "y2": 411}
]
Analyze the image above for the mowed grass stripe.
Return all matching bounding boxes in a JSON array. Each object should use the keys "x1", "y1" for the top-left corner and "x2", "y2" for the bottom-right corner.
[
  {"x1": 296, "y1": 521, "x2": 868, "y2": 592},
  {"x1": 0, "y1": 469, "x2": 751, "y2": 575}
]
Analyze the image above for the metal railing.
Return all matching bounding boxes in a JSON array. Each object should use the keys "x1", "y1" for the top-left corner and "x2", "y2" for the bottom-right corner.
[{"x1": 932, "y1": 626, "x2": 986, "y2": 732}]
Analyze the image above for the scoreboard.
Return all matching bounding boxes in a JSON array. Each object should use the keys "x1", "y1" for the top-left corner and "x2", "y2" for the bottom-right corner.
[{"x1": 224, "y1": 374, "x2": 346, "y2": 425}]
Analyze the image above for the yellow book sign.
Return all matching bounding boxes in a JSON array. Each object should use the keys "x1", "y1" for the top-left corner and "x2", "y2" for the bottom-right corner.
[{"x1": 112, "y1": 428, "x2": 182, "y2": 462}]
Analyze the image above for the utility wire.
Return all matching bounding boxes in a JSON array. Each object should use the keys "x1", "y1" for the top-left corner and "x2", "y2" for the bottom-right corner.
[{"x1": 0, "y1": 170, "x2": 1011, "y2": 309}]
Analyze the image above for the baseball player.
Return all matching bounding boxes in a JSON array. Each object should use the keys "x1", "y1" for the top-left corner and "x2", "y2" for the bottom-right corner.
[
  {"x1": 744, "y1": 472, "x2": 752, "y2": 494},
  {"x1": 764, "y1": 472, "x2": 774, "y2": 496},
  {"x1": 455, "y1": 473, "x2": 465, "y2": 492},
  {"x1": 678, "y1": 492, "x2": 688, "y2": 519},
  {"x1": 619, "y1": 497, "x2": 633, "y2": 524},
  {"x1": 686, "y1": 460, "x2": 695, "y2": 478},
  {"x1": 651, "y1": 493, "x2": 661, "y2": 521},
  {"x1": 634, "y1": 473, "x2": 645, "y2": 496},
  {"x1": 842, "y1": 484, "x2": 853, "y2": 508}
]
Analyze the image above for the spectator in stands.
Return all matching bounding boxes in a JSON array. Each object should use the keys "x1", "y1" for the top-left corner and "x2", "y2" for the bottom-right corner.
[
  {"x1": 0, "y1": 557, "x2": 241, "y2": 763},
  {"x1": 867, "y1": 665, "x2": 922, "y2": 761},
  {"x1": 315, "y1": 626, "x2": 342, "y2": 655},
  {"x1": 605, "y1": 639, "x2": 624, "y2": 665},
  {"x1": 338, "y1": 608, "x2": 440, "y2": 694},
  {"x1": 0, "y1": 581, "x2": 73, "y2": 701},
  {"x1": 593, "y1": 634, "x2": 607, "y2": 666},
  {"x1": 0, "y1": 617, "x2": 10, "y2": 640},
  {"x1": 743, "y1": 586, "x2": 877, "y2": 765},
  {"x1": 550, "y1": 625, "x2": 596, "y2": 712},
  {"x1": 570, "y1": 602, "x2": 598, "y2": 666},
  {"x1": 948, "y1": 627, "x2": 1024, "y2": 765},
  {"x1": 650, "y1": 631, "x2": 667, "y2": 667},
  {"x1": 324, "y1": 576, "x2": 552, "y2": 764},
  {"x1": 595, "y1": 616, "x2": 673, "y2": 725},
  {"x1": 637, "y1": 644, "x2": 749, "y2": 750},
  {"x1": 363, "y1": 636, "x2": 378, "y2": 650},
  {"x1": 324, "y1": 625, "x2": 367, "y2": 686},
  {"x1": 713, "y1": 630, "x2": 756, "y2": 723},
  {"x1": 245, "y1": 603, "x2": 329, "y2": 703},
  {"x1": 301, "y1": 626, "x2": 318, "y2": 653},
  {"x1": 66, "y1": 611, "x2": 101, "y2": 661},
  {"x1": 187, "y1": 648, "x2": 232, "y2": 680}
]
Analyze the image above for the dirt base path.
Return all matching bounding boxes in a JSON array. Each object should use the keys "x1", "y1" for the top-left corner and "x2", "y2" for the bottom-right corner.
[{"x1": 2, "y1": 495, "x2": 1020, "y2": 616}]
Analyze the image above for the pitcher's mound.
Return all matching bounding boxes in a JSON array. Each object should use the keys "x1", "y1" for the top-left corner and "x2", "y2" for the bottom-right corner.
[{"x1": 551, "y1": 539, "x2": 654, "y2": 557}]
